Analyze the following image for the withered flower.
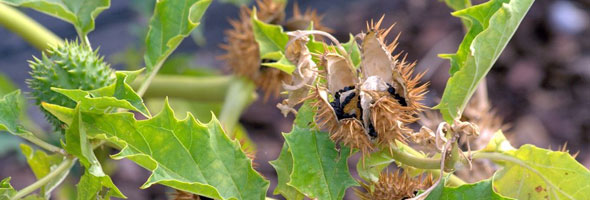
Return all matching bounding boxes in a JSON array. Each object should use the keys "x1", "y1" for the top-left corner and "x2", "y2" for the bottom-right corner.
[
  {"x1": 221, "y1": 0, "x2": 330, "y2": 100},
  {"x1": 356, "y1": 170, "x2": 433, "y2": 200}
]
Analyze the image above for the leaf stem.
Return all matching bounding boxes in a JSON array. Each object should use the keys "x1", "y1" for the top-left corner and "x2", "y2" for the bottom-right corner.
[
  {"x1": 10, "y1": 157, "x2": 76, "y2": 200},
  {"x1": 219, "y1": 77, "x2": 256, "y2": 137},
  {"x1": 0, "y1": 3, "x2": 63, "y2": 50},
  {"x1": 389, "y1": 144, "x2": 441, "y2": 169},
  {"x1": 136, "y1": 60, "x2": 167, "y2": 97},
  {"x1": 20, "y1": 132, "x2": 65, "y2": 155},
  {"x1": 130, "y1": 75, "x2": 234, "y2": 102}
]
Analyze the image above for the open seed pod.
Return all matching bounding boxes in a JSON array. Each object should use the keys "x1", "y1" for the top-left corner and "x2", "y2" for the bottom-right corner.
[
  {"x1": 358, "y1": 16, "x2": 429, "y2": 147},
  {"x1": 310, "y1": 51, "x2": 374, "y2": 155},
  {"x1": 221, "y1": 0, "x2": 331, "y2": 101}
]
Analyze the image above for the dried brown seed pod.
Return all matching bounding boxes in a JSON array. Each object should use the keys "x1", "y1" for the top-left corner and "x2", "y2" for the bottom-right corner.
[
  {"x1": 356, "y1": 171, "x2": 433, "y2": 200},
  {"x1": 221, "y1": 0, "x2": 330, "y2": 101}
]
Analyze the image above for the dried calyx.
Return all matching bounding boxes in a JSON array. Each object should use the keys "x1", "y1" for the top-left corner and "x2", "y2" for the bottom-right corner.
[
  {"x1": 27, "y1": 41, "x2": 114, "y2": 131},
  {"x1": 220, "y1": 0, "x2": 330, "y2": 100},
  {"x1": 356, "y1": 170, "x2": 433, "y2": 200}
]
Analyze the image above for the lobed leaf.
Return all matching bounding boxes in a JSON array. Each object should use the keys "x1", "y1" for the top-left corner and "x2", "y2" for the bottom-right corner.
[
  {"x1": 492, "y1": 145, "x2": 590, "y2": 200},
  {"x1": 251, "y1": 12, "x2": 295, "y2": 74},
  {"x1": 43, "y1": 100, "x2": 269, "y2": 200},
  {"x1": 144, "y1": 0, "x2": 211, "y2": 72},
  {"x1": 269, "y1": 144, "x2": 304, "y2": 200},
  {"x1": 0, "y1": 90, "x2": 23, "y2": 135},
  {"x1": 279, "y1": 103, "x2": 358, "y2": 200},
  {"x1": 435, "y1": 0, "x2": 534, "y2": 122},
  {"x1": 0, "y1": 0, "x2": 110, "y2": 36}
]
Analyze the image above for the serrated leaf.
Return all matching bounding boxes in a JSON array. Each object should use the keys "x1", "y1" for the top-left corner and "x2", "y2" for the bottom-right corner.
[
  {"x1": 0, "y1": 177, "x2": 16, "y2": 199},
  {"x1": 269, "y1": 143, "x2": 304, "y2": 200},
  {"x1": 435, "y1": 0, "x2": 534, "y2": 122},
  {"x1": 43, "y1": 100, "x2": 269, "y2": 200},
  {"x1": 52, "y1": 71, "x2": 150, "y2": 117},
  {"x1": 66, "y1": 106, "x2": 125, "y2": 199},
  {"x1": 492, "y1": 145, "x2": 590, "y2": 200},
  {"x1": 282, "y1": 103, "x2": 357, "y2": 200},
  {"x1": 0, "y1": 0, "x2": 110, "y2": 36},
  {"x1": 144, "y1": 0, "x2": 211, "y2": 71},
  {"x1": 20, "y1": 144, "x2": 70, "y2": 199},
  {"x1": 426, "y1": 178, "x2": 513, "y2": 200}
]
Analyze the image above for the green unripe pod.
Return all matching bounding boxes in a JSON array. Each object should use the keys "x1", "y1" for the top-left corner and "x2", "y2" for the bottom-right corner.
[{"x1": 27, "y1": 41, "x2": 115, "y2": 131}]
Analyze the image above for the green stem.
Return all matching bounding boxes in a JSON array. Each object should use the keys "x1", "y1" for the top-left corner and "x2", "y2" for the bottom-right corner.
[
  {"x1": 20, "y1": 132, "x2": 65, "y2": 155},
  {"x1": 390, "y1": 144, "x2": 441, "y2": 169},
  {"x1": 219, "y1": 77, "x2": 256, "y2": 137},
  {"x1": 0, "y1": 3, "x2": 63, "y2": 51},
  {"x1": 10, "y1": 157, "x2": 76, "y2": 200},
  {"x1": 130, "y1": 75, "x2": 234, "y2": 102}
]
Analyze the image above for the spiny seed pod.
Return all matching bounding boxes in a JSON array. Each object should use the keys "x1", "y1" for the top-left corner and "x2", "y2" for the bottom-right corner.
[
  {"x1": 27, "y1": 41, "x2": 114, "y2": 131},
  {"x1": 356, "y1": 171, "x2": 433, "y2": 200},
  {"x1": 220, "y1": 0, "x2": 330, "y2": 101}
]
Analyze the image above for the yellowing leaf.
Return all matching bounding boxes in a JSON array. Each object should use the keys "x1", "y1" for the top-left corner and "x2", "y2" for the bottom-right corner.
[
  {"x1": 20, "y1": 144, "x2": 70, "y2": 199},
  {"x1": 492, "y1": 145, "x2": 590, "y2": 200}
]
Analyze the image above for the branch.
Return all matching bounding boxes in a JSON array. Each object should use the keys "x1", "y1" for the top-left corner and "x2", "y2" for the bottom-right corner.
[
  {"x1": 0, "y1": 3, "x2": 63, "y2": 51},
  {"x1": 10, "y1": 157, "x2": 76, "y2": 200},
  {"x1": 130, "y1": 75, "x2": 234, "y2": 102}
]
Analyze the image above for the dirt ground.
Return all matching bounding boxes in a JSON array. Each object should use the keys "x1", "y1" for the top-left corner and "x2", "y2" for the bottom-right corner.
[{"x1": 0, "y1": 0, "x2": 588, "y2": 199}]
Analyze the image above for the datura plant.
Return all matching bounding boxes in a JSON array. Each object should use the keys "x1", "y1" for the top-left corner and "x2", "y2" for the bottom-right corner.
[{"x1": 1, "y1": 0, "x2": 589, "y2": 200}]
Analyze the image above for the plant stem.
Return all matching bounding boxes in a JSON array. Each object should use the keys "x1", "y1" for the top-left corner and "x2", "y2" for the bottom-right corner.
[
  {"x1": 219, "y1": 77, "x2": 256, "y2": 137},
  {"x1": 390, "y1": 144, "x2": 441, "y2": 169},
  {"x1": 130, "y1": 75, "x2": 233, "y2": 102},
  {"x1": 0, "y1": 3, "x2": 63, "y2": 51},
  {"x1": 10, "y1": 157, "x2": 76, "y2": 200},
  {"x1": 20, "y1": 132, "x2": 65, "y2": 155}
]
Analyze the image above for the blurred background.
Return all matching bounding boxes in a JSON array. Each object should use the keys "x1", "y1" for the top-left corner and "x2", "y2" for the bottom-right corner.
[{"x1": 0, "y1": 0, "x2": 588, "y2": 199}]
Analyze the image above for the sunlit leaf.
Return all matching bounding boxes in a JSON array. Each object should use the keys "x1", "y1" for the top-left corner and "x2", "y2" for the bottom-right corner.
[
  {"x1": 0, "y1": 0, "x2": 110, "y2": 36},
  {"x1": 144, "y1": 0, "x2": 211, "y2": 72},
  {"x1": 43, "y1": 100, "x2": 269, "y2": 200},
  {"x1": 492, "y1": 145, "x2": 590, "y2": 200},
  {"x1": 0, "y1": 177, "x2": 16, "y2": 199},
  {"x1": 435, "y1": 0, "x2": 534, "y2": 122},
  {"x1": 251, "y1": 12, "x2": 295, "y2": 74}
]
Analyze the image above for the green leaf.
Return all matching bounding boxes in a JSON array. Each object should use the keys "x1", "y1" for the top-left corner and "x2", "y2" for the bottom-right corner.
[
  {"x1": 144, "y1": 0, "x2": 212, "y2": 71},
  {"x1": 0, "y1": 177, "x2": 16, "y2": 199},
  {"x1": 0, "y1": 0, "x2": 110, "y2": 36},
  {"x1": 282, "y1": 103, "x2": 357, "y2": 200},
  {"x1": 251, "y1": 12, "x2": 296, "y2": 74},
  {"x1": 481, "y1": 131, "x2": 515, "y2": 153},
  {"x1": 66, "y1": 106, "x2": 125, "y2": 199},
  {"x1": 492, "y1": 145, "x2": 590, "y2": 200},
  {"x1": 357, "y1": 142, "x2": 435, "y2": 182},
  {"x1": 269, "y1": 144, "x2": 304, "y2": 200},
  {"x1": 20, "y1": 144, "x2": 70, "y2": 199},
  {"x1": 51, "y1": 71, "x2": 150, "y2": 117},
  {"x1": 442, "y1": 0, "x2": 472, "y2": 11},
  {"x1": 426, "y1": 178, "x2": 513, "y2": 200},
  {"x1": 435, "y1": 0, "x2": 534, "y2": 122},
  {"x1": 342, "y1": 34, "x2": 362, "y2": 68},
  {"x1": 43, "y1": 100, "x2": 269, "y2": 200},
  {"x1": 0, "y1": 90, "x2": 23, "y2": 134}
]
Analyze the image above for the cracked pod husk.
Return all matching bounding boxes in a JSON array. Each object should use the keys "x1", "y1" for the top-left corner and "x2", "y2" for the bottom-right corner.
[
  {"x1": 27, "y1": 41, "x2": 114, "y2": 131},
  {"x1": 220, "y1": 0, "x2": 330, "y2": 100},
  {"x1": 356, "y1": 170, "x2": 433, "y2": 200},
  {"x1": 359, "y1": 16, "x2": 428, "y2": 147}
]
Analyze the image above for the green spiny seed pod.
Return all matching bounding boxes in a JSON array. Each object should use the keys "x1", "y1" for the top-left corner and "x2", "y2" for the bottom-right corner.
[{"x1": 27, "y1": 41, "x2": 115, "y2": 131}]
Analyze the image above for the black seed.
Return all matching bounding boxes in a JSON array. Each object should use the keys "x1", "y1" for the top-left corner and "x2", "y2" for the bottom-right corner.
[
  {"x1": 387, "y1": 83, "x2": 408, "y2": 106},
  {"x1": 368, "y1": 123, "x2": 377, "y2": 139}
]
